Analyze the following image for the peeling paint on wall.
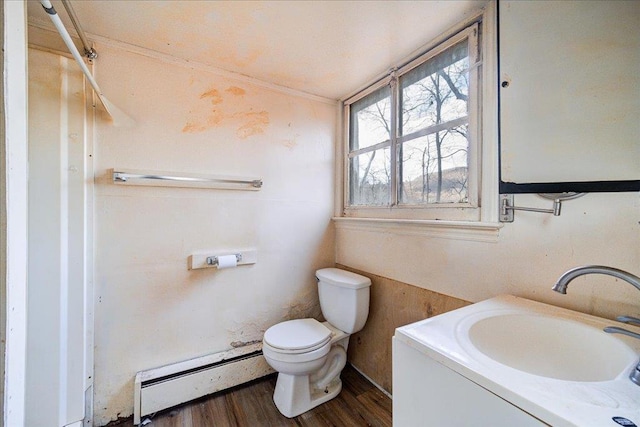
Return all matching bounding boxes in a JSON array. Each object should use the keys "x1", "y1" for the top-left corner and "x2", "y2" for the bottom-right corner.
[
  {"x1": 230, "y1": 339, "x2": 262, "y2": 348},
  {"x1": 224, "y1": 288, "x2": 322, "y2": 353},
  {"x1": 226, "y1": 317, "x2": 266, "y2": 349}
]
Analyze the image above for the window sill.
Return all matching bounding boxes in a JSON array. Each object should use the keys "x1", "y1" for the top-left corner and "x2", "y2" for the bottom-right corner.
[{"x1": 332, "y1": 216, "x2": 502, "y2": 242}]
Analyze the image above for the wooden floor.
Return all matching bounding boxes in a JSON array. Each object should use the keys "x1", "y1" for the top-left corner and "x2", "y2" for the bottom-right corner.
[{"x1": 109, "y1": 364, "x2": 392, "y2": 427}]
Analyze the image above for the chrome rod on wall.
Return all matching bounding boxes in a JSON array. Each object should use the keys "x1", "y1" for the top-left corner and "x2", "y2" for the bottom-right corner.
[
  {"x1": 112, "y1": 169, "x2": 263, "y2": 190},
  {"x1": 60, "y1": 0, "x2": 97, "y2": 59}
]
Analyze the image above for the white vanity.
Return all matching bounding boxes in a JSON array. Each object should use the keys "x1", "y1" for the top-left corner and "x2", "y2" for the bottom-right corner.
[{"x1": 393, "y1": 295, "x2": 640, "y2": 426}]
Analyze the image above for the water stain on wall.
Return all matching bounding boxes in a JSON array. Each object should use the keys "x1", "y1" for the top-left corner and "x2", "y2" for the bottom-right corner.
[
  {"x1": 218, "y1": 48, "x2": 262, "y2": 69},
  {"x1": 280, "y1": 139, "x2": 298, "y2": 149},
  {"x1": 200, "y1": 88, "x2": 224, "y2": 105},
  {"x1": 182, "y1": 121, "x2": 206, "y2": 133},
  {"x1": 226, "y1": 86, "x2": 246, "y2": 96},
  {"x1": 279, "y1": 122, "x2": 299, "y2": 149},
  {"x1": 283, "y1": 288, "x2": 322, "y2": 321},
  {"x1": 182, "y1": 85, "x2": 270, "y2": 138},
  {"x1": 182, "y1": 109, "x2": 226, "y2": 133},
  {"x1": 234, "y1": 111, "x2": 270, "y2": 139}
]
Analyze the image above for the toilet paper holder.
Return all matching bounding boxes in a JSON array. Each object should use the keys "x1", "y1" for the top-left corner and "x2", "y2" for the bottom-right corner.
[
  {"x1": 206, "y1": 253, "x2": 242, "y2": 266},
  {"x1": 188, "y1": 250, "x2": 256, "y2": 270}
]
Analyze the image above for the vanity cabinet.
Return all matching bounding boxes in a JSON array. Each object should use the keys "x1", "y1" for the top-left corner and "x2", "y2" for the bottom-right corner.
[
  {"x1": 392, "y1": 296, "x2": 640, "y2": 426},
  {"x1": 393, "y1": 337, "x2": 547, "y2": 426}
]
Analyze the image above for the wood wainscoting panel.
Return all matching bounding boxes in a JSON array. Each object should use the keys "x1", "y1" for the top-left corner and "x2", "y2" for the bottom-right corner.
[{"x1": 337, "y1": 264, "x2": 471, "y2": 394}]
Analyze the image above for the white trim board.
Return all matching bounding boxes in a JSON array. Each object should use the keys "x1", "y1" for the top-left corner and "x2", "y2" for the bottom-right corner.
[{"x1": 3, "y1": 1, "x2": 29, "y2": 425}]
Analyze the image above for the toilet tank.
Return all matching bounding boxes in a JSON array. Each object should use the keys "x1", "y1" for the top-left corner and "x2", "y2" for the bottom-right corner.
[{"x1": 316, "y1": 268, "x2": 371, "y2": 334}]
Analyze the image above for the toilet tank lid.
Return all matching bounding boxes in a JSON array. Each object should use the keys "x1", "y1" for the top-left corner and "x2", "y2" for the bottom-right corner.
[{"x1": 316, "y1": 268, "x2": 371, "y2": 289}]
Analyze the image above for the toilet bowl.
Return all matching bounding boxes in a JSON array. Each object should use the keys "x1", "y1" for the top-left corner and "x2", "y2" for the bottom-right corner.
[
  {"x1": 263, "y1": 319, "x2": 349, "y2": 418},
  {"x1": 262, "y1": 268, "x2": 371, "y2": 418}
]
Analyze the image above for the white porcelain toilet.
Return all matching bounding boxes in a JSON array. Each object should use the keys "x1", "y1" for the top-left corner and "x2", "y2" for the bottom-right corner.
[{"x1": 262, "y1": 267, "x2": 371, "y2": 418}]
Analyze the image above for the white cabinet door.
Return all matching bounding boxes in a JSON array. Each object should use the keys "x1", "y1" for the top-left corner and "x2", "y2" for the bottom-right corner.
[
  {"x1": 499, "y1": 0, "x2": 640, "y2": 185},
  {"x1": 393, "y1": 337, "x2": 548, "y2": 426}
]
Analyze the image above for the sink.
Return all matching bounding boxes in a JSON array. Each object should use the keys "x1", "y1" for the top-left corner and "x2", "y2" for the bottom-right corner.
[
  {"x1": 395, "y1": 295, "x2": 640, "y2": 426},
  {"x1": 394, "y1": 295, "x2": 640, "y2": 426},
  {"x1": 467, "y1": 313, "x2": 637, "y2": 381}
]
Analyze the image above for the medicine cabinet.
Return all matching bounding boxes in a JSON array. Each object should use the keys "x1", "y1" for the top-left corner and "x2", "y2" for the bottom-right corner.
[{"x1": 498, "y1": 0, "x2": 640, "y2": 193}]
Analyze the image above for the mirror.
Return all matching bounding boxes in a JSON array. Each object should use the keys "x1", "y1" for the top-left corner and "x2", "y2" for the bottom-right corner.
[{"x1": 498, "y1": 0, "x2": 640, "y2": 193}]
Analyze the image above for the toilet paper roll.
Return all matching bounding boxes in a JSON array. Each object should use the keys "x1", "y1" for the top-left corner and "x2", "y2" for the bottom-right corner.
[{"x1": 216, "y1": 254, "x2": 238, "y2": 269}]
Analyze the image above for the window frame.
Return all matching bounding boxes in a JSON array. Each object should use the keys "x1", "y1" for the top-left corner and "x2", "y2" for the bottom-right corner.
[{"x1": 342, "y1": 23, "x2": 482, "y2": 221}]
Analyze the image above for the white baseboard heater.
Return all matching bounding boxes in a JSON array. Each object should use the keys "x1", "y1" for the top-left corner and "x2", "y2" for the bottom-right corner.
[{"x1": 134, "y1": 343, "x2": 274, "y2": 425}]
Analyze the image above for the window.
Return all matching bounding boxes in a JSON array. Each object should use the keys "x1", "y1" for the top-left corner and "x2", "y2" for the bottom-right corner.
[{"x1": 344, "y1": 24, "x2": 481, "y2": 221}]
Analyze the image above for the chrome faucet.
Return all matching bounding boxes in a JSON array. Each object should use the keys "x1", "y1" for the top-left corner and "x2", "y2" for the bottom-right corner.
[
  {"x1": 552, "y1": 265, "x2": 640, "y2": 294},
  {"x1": 553, "y1": 265, "x2": 640, "y2": 386}
]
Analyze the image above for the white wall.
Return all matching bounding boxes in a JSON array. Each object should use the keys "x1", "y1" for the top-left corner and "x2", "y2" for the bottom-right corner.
[
  {"x1": 91, "y1": 44, "x2": 337, "y2": 424},
  {"x1": 337, "y1": 192, "x2": 640, "y2": 320},
  {"x1": 336, "y1": 1, "x2": 640, "y2": 323}
]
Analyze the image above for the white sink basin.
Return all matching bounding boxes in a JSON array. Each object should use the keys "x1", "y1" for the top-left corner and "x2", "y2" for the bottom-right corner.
[
  {"x1": 468, "y1": 313, "x2": 636, "y2": 381},
  {"x1": 395, "y1": 295, "x2": 640, "y2": 426}
]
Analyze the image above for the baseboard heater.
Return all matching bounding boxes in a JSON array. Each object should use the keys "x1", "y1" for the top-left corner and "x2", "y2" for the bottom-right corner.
[{"x1": 134, "y1": 343, "x2": 274, "y2": 425}]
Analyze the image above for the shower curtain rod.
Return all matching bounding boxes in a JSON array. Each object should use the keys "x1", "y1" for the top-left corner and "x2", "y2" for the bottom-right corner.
[
  {"x1": 39, "y1": 0, "x2": 134, "y2": 127},
  {"x1": 60, "y1": 0, "x2": 97, "y2": 59}
]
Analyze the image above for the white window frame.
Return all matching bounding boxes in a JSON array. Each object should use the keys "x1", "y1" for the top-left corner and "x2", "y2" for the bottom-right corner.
[{"x1": 342, "y1": 23, "x2": 482, "y2": 222}]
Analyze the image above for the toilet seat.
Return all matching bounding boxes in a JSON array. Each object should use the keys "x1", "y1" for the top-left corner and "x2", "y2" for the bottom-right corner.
[
  {"x1": 263, "y1": 339, "x2": 330, "y2": 364},
  {"x1": 264, "y1": 318, "x2": 331, "y2": 354}
]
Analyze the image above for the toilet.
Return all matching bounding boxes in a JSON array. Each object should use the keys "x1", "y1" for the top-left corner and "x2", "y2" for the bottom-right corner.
[{"x1": 262, "y1": 267, "x2": 371, "y2": 418}]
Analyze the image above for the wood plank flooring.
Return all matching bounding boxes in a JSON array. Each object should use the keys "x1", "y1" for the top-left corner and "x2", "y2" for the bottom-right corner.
[{"x1": 108, "y1": 364, "x2": 392, "y2": 427}]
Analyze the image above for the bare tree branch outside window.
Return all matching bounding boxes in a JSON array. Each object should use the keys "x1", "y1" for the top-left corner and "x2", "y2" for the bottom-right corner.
[{"x1": 347, "y1": 28, "x2": 478, "y2": 211}]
